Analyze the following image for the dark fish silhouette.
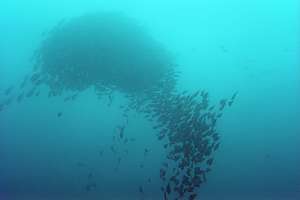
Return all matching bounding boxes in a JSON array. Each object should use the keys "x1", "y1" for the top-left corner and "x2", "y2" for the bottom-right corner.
[
  {"x1": 189, "y1": 193, "x2": 197, "y2": 200},
  {"x1": 48, "y1": 91, "x2": 53, "y2": 98},
  {"x1": 85, "y1": 182, "x2": 96, "y2": 192},
  {"x1": 110, "y1": 145, "x2": 116, "y2": 154},
  {"x1": 26, "y1": 88, "x2": 36, "y2": 98},
  {"x1": 206, "y1": 158, "x2": 214, "y2": 166},
  {"x1": 228, "y1": 92, "x2": 238, "y2": 106},
  {"x1": 57, "y1": 112, "x2": 63, "y2": 117},
  {"x1": 138, "y1": 185, "x2": 144, "y2": 193},
  {"x1": 163, "y1": 191, "x2": 168, "y2": 200},
  {"x1": 220, "y1": 45, "x2": 228, "y2": 53},
  {"x1": 228, "y1": 100, "x2": 234, "y2": 107},
  {"x1": 17, "y1": 93, "x2": 24, "y2": 103},
  {"x1": 76, "y1": 162, "x2": 86, "y2": 167},
  {"x1": 30, "y1": 73, "x2": 40, "y2": 83},
  {"x1": 144, "y1": 148, "x2": 149, "y2": 156},
  {"x1": 4, "y1": 86, "x2": 14, "y2": 96},
  {"x1": 88, "y1": 172, "x2": 93, "y2": 179},
  {"x1": 35, "y1": 91, "x2": 40, "y2": 96},
  {"x1": 231, "y1": 91, "x2": 238, "y2": 100},
  {"x1": 19, "y1": 76, "x2": 29, "y2": 89},
  {"x1": 99, "y1": 150, "x2": 104, "y2": 156},
  {"x1": 160, "y1": 168, "x2": 166, "y2": 178},
  {"x1": 219, "y1": 99, "x2": 227, "y2": 110},
  {"x1": 71, "y1": 93, "x2": 78, "y2": 101},
  {"x1": 213, "y1": 143, "x2": 220, "y2": 151},
  {"x1": 118, "y1": 125, "x2": 125, "y2": 139},
  {"x1": 166, "y1": 183, "x2": 171, "y2": 194},
  {"x1": 3, "y1": 97, "x2": 14, "y2": 106}
]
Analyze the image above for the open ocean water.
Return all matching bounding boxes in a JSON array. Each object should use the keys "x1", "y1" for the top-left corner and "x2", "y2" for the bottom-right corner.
[{"x1": 0, "y1": 0, "x2": 299, "y2": 200}]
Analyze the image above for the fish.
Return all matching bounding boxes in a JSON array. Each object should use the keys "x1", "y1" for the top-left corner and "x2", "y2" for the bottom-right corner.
[
  {"x1": 110, "y1": 145, "x2": 116, "y2": 154},
  {"x1": 208, "y1": 105, "x2": 215, "y2": 111},
  {"x1": 57, "y1": 112, "x2": 63, "y2": 117},
  {"x1": 34, "y1": 79, "x2": 44, "y2": 86},
  {"x1": 19, "y1": 75, "x2": 29, "y2": 89},
  {"x1": 158, "y1": 134, "x2": 165, "y2": 140},
  {"x1": 117, "y1": 125, "x2": 125, "y2": 139},
  {"x1": 190, "y1": 90, "x2": 200, "y2": 99},
  {"x1": 206, "y1": 158, "x2": 214, "y2": 166},
  {"x1": 202, "y1": 172, "x2": 207, "y2": 182},
  {"x1": 201, "y1": 90, "x2": 208, "y2": 99},
  {"x1": 194, "y1": 167, "x2": 204, "y2": 175},
  {"x1": 228, "y1": 92, "x2": 238, "y2": 106},
  {"x1": 3, "y1": 97, "x2": 14, "y2": 106},
  {"x1": 26, "y1": 87, "x2": 36, "y2": 98},
  {"x1": 160, "y1": 168, "x2": 166, "y2": 178},
  {"x1": 144, "y1": 148, "x2": 149, "y2": 156},
  {"x1": 35, "y1": 91, "x2": 40, "y2": 96},
  {"x1": 166, "y1": 183, "x2": 171, "y2": 194},
  {"x1": 192, "y1": 175, "x2": 202, "y2": 186},
  {"x1": 4, "y1": 86, "x2": 14, "y2": 96},
  {"x1": 162, "y1": 162, "x2": 168, "y2": 168},
  {"x1": 219, "y1": 99, "x2": 227, "y2": 110},
  {"x1": 85, "y1": 182, "x2": 96, "y2": 191},
  {"x1": 71, "y1": 93, "x2": 78, "y2": 101},
  {"x1": 30, "y1": 73, "x2": 41, "y2": 83},
  {"x1": 213, "y1": 111, "x2": 221, "y2": 118},
  {"x1": 99, "y1": 150, "x2": 104, "y2": 156},
  {"x1": 76, "y1": 162, "x2": 86, "y2": 167},
  {"x1": 163, "y1": 191, "x2": 168, "y2": 200},
  {"x1": 220, "y1": 45, "x2": 228, "y2": 53},
  {"x1": 107, "y1": 94, "x2": 113, "y2": 105},
  {"x1": 265, "y1": 154, "x2": 271, "y2": 159},
  {"x1": 88, "y1": 172, "x2": 93, "y2": 179},
  {"x1": 189, "y1": 193, "x2": 197, "y2": 200},
  {"x1": 212, "y1": 133, "x2": 220, "y2": 141},
  {"x1": 231, "y1": 91, "x2": 238, "y2": 101},
  {"x1": 139, "y1": 186, "x2": 144, "y2": 193},
  {"x1": 17, "y1": 93, "x2": 24, "y2": 103},
  {"x1": 213, "y1": 143, "x2": 220, "y2": 151},
  {"x1": 228, "y1": 100, "x2": 234, "y2": 107}
]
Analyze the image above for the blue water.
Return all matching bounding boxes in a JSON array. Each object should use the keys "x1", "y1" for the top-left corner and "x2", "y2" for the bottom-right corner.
[{"x1": 0, "y1": 0, "x2": 300, "y2": 199}]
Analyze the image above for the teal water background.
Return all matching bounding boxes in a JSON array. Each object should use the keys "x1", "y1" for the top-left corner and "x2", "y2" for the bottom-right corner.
[{"x1": 0, "y1": 0, "x2": 299, "y2": 199}]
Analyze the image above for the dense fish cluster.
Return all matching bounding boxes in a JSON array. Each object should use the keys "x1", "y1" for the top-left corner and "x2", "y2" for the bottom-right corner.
[
  {"x1": 137, "y1": 88, "x2": 238, "y2": 199},
  {"x1": 31, "y1": 12, "x2": 175, "y2": 96},
  {"x1": 0, "y1": 12, "x2": 177, "y2": 111},
  {"x1": 0, "y1": 12, "x2": 237, "y2": 199}
]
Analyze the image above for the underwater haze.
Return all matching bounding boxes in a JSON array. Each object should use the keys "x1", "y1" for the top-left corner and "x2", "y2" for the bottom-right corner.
[{"x1": 1, "y1": 0, "x2": 300, "y2": 200}]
